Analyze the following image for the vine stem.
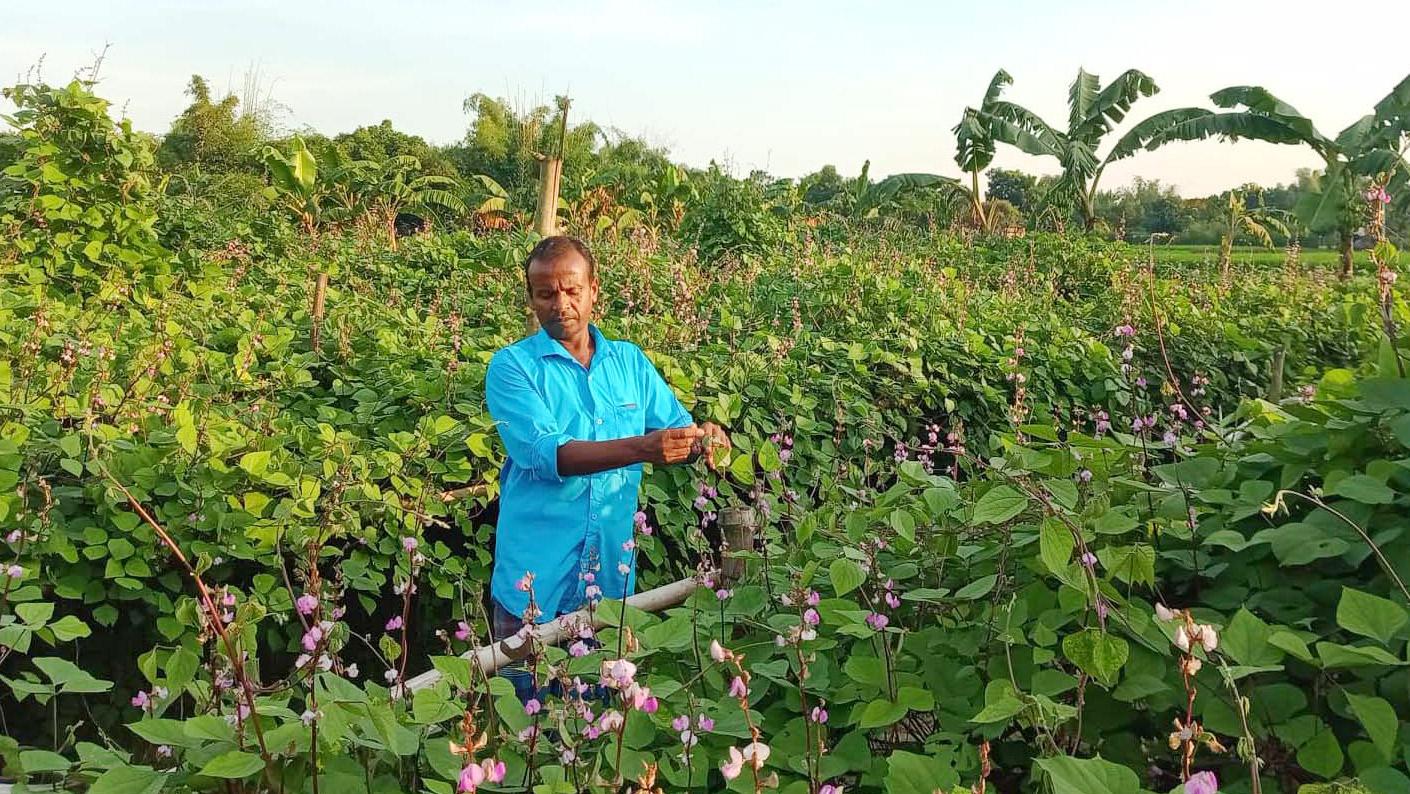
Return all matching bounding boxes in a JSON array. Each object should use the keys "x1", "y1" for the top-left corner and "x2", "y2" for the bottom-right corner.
[
  {"x1": 103, "y1": 471, "x2": 271, "y2": 761},
  {"x1": 1269, "y1": 490, "x2": 1410, "y2": 601}
]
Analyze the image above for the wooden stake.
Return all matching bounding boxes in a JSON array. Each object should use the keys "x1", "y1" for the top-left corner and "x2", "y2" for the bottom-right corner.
[{"x1": 311, "y1": 272, "x2": 329, "y2": 353}]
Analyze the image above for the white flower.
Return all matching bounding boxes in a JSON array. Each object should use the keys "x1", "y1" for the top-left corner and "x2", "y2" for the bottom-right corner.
[
  {"x1": 1198, "y1": 624, "x2": 1219, "y2": 653},
  {"x1": 346, "y1": 663, "x2": 359, "y2": 678},
  {"x1": 1155, "y1": 603, "x2": 1176, "y2": 622},
  {"x1": 1174, "y1": 626, "x2": 1191, "y2": 653},
  {"x1": 742, "y1": 741, "x2": 771, "y2": 768},
  {"x1": 709, "y1": 639, "x2": 729, "y2": 662}
]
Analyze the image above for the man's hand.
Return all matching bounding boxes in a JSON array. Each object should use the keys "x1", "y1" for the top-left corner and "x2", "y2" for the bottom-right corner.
[
  {"x1": 692, "y1": 422, "x2": 731, "y2": 471},
  {"x1": 638, "y1": 426, "x2": 705, "y2": 465}
]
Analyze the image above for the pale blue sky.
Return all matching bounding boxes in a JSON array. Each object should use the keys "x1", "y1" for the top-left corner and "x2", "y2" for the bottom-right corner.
[{"x1": 4, "y1": 1, "x2": 1407, "y2": 195}]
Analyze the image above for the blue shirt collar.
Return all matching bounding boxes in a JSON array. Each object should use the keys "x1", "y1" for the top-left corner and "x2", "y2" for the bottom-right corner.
[{"x1": 531, "y1": 323, "x2": 614, "y2": 363}]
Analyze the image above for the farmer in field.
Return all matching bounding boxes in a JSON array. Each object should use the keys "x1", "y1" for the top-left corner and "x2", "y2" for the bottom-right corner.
[{"x1": 484, "y1": 235, "x2": 729, "y2": 697}]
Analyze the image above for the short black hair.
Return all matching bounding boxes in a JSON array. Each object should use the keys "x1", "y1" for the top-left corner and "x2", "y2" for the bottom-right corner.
[{"x1": 523, "y1": 235, "x2": 596, "y2": 288}]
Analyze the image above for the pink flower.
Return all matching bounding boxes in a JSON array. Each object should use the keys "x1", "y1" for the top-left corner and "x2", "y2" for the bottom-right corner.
[
  {"x1": 866, "y1": 612, "x2": 889, "y2": 631},
  {"x1": 386, "y1": 616, "x2": 404, "y2": 631},
  {"x1": 302, "y1": 625, "x2": 324, "y2": 651},
  {"x1": 728, "y1": 676, "x2": 748, "y2": 698},
  {"x1": 458, "y1": 762, "x2": 485, "y2": 792},
  {"x1": 694, "y1": 495, "x2": 710, "y2": 510},
  {"x1": 131, "y1": 691, "x2": 150, "y2": 709},
  {"x1": 5, "y1": 564, "x2": 23, "y2": 579},
  {"x1": 601, "y1": 658, "x2": 637, "y2": 688},
  {"x1": 810, "y1": 705, "x2": 829, "y2": 724},
  {"x1": 622, "y1": 538, "x2": 636, "y2": 552},
  {"x1": 1155, "y1": 603, "x2": 1177, "y2": 621},
  {"x1": 806, "y1": 590, "x2": 820, "y2": 606},
  {"x1": 742, "y1": 741, "x2": 770, "y2": 769},
  {"x1": 617, "y1": 562, "x2": 630, "y2": 575},
  {"x1": 585, "y1": 584, "x2": 601, "y2": 599},
  {"x1": 697, "y1": 714, "x2": 715, "y2": 731},
  {"x1": 1115, "y1": 324, "x2": 1136, "y2": 338},
  {"x1": 1081, "y1": 552, "x2": 1098, "y2": 567},
  {"x1": 222, "y1": 591, "x2": 237, "y2": 607},
  {"x1": 524, "y1": 698, "x2": 542, "y2": 716},
  {"x1": 515, "y1": 572, "x2": 534, "y2": 592},
  {"x1": 642, "y1": 697, "x2": 659, "y2": 714},
  {"x1": 672, "y1": 715, "x2": 690, "y2": 731},
  {"x1": 803, "y1": 608, "x2": 820, "y2": 625},
  {"x1": 481, "y1": 759, "x2": 505, "y2": 784},
  {"x1": 569, "y1": 640, "x2": 590, "y2": 657},
  {"x1": 1186, "y1": 770, "x2": 1218, "y2": 794},
  {"x1": 455, "y1": 620, "x2": 471, "y2": 641},
  {"x1": 720, "y1": 747, "x2": 745, "y2": 780},
  {"x1": 820, "y1": 786, "x2": 845, "y2": 794},
  {"x1": 402, "y1": 536, "x2": 418, "y2": 552},
  {"x1": 715, "y1": 588, "x2": 732, "y2": 600},
  {"x1": 884, "y1": 591, "x2": 901, "y2": 609},
  {"x1": 598, "y1": 710, "x2": 625, "y2": 732},
  {"x1": 296, "y1": 593, "x2": 318, "y2": 615},
  {"x1": 1077, "y1": 469, "x2": 1093, "y2": 483}
]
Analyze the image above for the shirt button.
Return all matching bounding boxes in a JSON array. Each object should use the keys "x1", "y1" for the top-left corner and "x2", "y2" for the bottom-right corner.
[
  {"x1": 590, "y1": 514, "x2": 598, "y2": 520},
  {"x1": 596, "y1": 417, "x2": 603, "y2": 425}
]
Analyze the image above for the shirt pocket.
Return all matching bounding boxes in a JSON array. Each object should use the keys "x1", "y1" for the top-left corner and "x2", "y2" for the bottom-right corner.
[{"x1": 612, "y1": 397, "x2": 645, "y2": 437}]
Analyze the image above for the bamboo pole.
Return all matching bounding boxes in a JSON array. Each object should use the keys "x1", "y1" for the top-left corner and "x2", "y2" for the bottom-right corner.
[{"x1": 405, "y1": 506, "x2": 758, "y2": 691}]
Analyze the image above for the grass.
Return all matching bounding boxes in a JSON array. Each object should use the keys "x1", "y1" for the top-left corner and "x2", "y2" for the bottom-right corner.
[{"x1": 1152, "y1": 244, "x2": 1368, "y2": 269}]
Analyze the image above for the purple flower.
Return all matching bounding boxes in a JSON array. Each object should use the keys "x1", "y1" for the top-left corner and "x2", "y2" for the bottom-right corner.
[
  {"x1": 672, "y1": 715, "x2": 690, "y2": 731},
  {"x1": 694, "y1": 495, "x2": 709, "y2": 510},
  {"x1": 1077, "y1": 469, "x2": 1093, "y2": 483},
  {"x1": 1186, "y1": 771, "x2": 1218, "y2": 794},
  {"x1": 569, "y1": 640, "x2": 590, "y2": 657},
  {"x1": 1081, "y1": 552, "x2": 1098, "y2": 567},
  {"x1": 728, "y1": 676, "x2": 749, "y2": 698},
  {"x1": 385, "y1": 616, "x2": 403, "y2": 631},
  {"x1": 1114, "y1": 324, "x2": 1136, "y2": 338},
  {"x1": 455, "y1": 620, "x2": 471, "y2": 641},
  {"x1": 884, "y1": 591, "x2": 901, "y2": 609},
  {"x1": 866, "y1": 612, "x2": 889, "y2": 631},
  {"x1": 131, "y1": 690, "x2": 150, "y2": 709},
  {"x1": 697, "y1": 714, "x2": 715, "y2": 731},
  {"x1": 810, "y1": 705, "x2": 829, "y2": 724},
  {"x1": 296, "y1": 593, "x2": 318, "y2": 616},
  {"x1": 5, "y1": 564, "x2": 23, "y2": 579},
  {"x1": 803, "y1": 608, "x2": 820, "y2": 626},
  {"x1": 1163, "y1": 430, "x2": 1179, "y2": 445},
  {"x1": 301, "y1": 625, "x2": 323, "y2": 651},
  {"x1": 1136, "y1": 376, "x2": 1147, "y2": 388},
  {"x1": 715, "y1": 588, "x2": 732, "y2": 601},
  {"x1": 401, "y1": 536, "x2": 418, "y2": 552},
  {"x1": 806, "y1": 590, "x2": 820, "y2": 606},
  {"x1": 779, "y1": 448, "x2": 792, "y2": 464},
  {"x1": 524, "y1": 698, "x2": 542, "y2": 716}
]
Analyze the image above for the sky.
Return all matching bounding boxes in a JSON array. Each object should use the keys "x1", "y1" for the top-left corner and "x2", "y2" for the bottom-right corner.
[{"x1": 3, "y1": 0, "x2": 1407, "y2": 197}]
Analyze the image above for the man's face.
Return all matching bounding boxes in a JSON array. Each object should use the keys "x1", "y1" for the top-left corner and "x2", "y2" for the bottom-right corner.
[{"x1": 526, "y1": 251, "x2": 599, "y2": 340}]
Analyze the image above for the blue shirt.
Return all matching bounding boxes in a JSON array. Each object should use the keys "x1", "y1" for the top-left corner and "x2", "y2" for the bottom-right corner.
[{"x1": 485, "y1": 325, "x2": 692, "y2": 623}]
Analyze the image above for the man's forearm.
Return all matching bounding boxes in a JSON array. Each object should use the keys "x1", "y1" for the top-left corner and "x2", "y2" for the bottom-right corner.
[{"x1": 557, "y1": 437, "x2": 647, "y2": 477}]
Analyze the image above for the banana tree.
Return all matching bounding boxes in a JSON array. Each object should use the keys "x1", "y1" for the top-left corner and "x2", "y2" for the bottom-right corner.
[
  {"x1": 1218, "y1": 186, "x2": 1290, "y2": 277},
  {"x1": 346, "y1": 155, "x2": 464, "y2": 248},
  {"x1": 983, "y1": 68, "x2": 1214, "y2": 231},
  {"x1": 1135, "y1": 75, "x2": 1410, "y2": 276},
  {"x1": 952, "y1": 69, "x2": 1052, "y2": 231},
  {"x1": 837, "y1": 160, "x2": 956, "y2": 221},
  {"x1": 261, "y1": 136, "x2": 324, "y2": 236}
]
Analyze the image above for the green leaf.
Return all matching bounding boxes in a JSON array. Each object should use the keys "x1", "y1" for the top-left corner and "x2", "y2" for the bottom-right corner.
[
  {"x1": 1345, "y1": 693, "x2": 1398, "y2": 761},
  {"x1": 1336, "y1": 587, "x2": 1408, "y2": 645},
  {"x1": 954, "y1": 574, "x2": 997, "y2": 600},
  {"x1": 176, "y1": 423, "x2": 198, "y2": 454},
  {"x1": 1296, "y1": 722, "x2": 1345, "y2": 778},
  {"x1": 857, "y1": 698, "x2": 908, "y2": 728},
  {"x1": 33, "y1": 656, "x2": 113, "y2": 693},
  {"x1": 971, "y1": 681, "x2": 1025, "y2": 724},
  {"x1": 1062, "y1": 629, "x2": 1129, "y2": 687},
  {"x1": 20, "y1": 749, "x2": 72, "y2": 773},
  {"x1": 198, "y1": 750, "x2": 266, "y2": 779},
  {"x1": 1221, "y1": 609, "x2": 1283, "y2": 666},
  {"x1": 1034, "y1": 755, "x2": 1143, "y2": 794},
  {"x1": 829, "y1": 558, "x2": 866, "y2": 596},
  {"x1": 238, "y1": 450, "x2": 272, "y2": 477},
  {"x1": 972, "y1": 485, "x2": 1028, "y2": 525},
  {"x1": 1316, "y1": 641, "x2": 1405, "y2": 668},
  {"x1": 1327, "y1": 474, "x2": 1396, "y2": 504},
  {"x1": 1040, "y1": 518, "x2": 1075, "y2": 579},
  {"x1": 128, "y1": 718, "x2": 203, "y2": 749},
  {"x1": 49, "y1": 615, "x2": 91, "y2": 641},
  {"x1": 728, "y1": 448, "x2": 755, "y2": 483},
  {"x1": 885, "y1": 749, "x2": 959, "y2": 794},
  {"x1": 89, "y1": 765, "x2": 167, "y2": 794}
]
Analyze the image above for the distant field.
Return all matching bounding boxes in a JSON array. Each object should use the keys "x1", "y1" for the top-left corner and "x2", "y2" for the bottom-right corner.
[{"x1": 1151, "y1": 244, "x2": 1365, "y2": 269}]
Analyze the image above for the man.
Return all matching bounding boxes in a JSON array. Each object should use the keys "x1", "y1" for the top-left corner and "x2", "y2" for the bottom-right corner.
[{"x1": 484, "y1": 235, "x2": 729, "y2": 695}]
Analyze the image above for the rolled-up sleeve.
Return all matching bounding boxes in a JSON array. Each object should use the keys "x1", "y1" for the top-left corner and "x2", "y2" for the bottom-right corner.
[
  {"x1": 636, "y1": 346, "x2": 693, "y2": 432},
  {"x1": 485, "y1": 350, "x2": 573, "y2": 481}
]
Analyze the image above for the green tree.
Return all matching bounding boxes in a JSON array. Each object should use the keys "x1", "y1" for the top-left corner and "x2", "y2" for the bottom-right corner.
[
  {"x1": 450, "y1": 93, "x2": 602, "y2": 206},
  {"x1": 984, "y1": 68, "x2": 1212, "y2": 231},
  {"x1": 799, "y1": 165, "x2": 847, "y2": 206},
  {"x1": 984, "y1": 168, "x2": 1037, "y2": 212},
  {"x1": 1136, "y1": 75, "x2": 1410, "y2": 275},
  {"x1": 157, "y1": 75, "x2": 267, "y2": 173},
  {"x1": 333, "y1": 120, "x2": 457, "y2": 178},
  {"x1": 344, "y1": 155, "x2": 464, "y2": 248},
  {"x1": 952, "y1": 70, "x2": 1053, "y2": 230}
]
